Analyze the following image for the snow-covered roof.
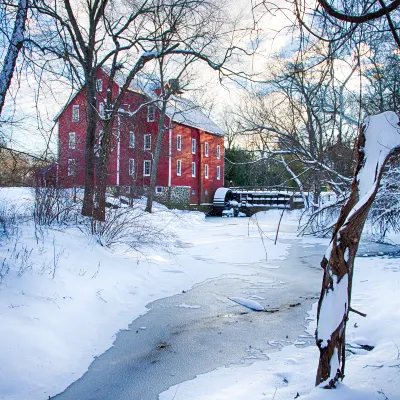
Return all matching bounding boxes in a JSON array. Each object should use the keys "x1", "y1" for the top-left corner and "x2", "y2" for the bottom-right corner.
[
  {"x1": 165, "y1": 96, "x2": 224, "y2": 136},
  {"x1": 54, "y1": 67, "x2": 224, "y2": 136}
]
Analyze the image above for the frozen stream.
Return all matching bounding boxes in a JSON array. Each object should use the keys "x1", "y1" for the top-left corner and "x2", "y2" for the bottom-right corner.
[{"x1": 52, "y1": 217, "x2": 399, "y2": 400}]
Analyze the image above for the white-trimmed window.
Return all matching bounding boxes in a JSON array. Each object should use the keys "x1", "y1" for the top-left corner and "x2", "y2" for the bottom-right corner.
[
  {"x1": 129, "y1": 131, "x2": 135, "y2": 148},
  {"x1": 216, "y1": 165, "x2": 221, "y2": 180},
  {"x1": 68, "y1": 159, "x2": 76, "y2": 176},
  {"x1": 99, "y1": 102, "x2": 105, "y2": 118},
  {"x1": 129, "y1": 159, "x2": 135, "y2": 176},
  {"x1": 217, "y1": 145, "x2": 221, "y2": 159},
  {"x1": 177, "y1": 160, "x2": 182, "y2": 176},
  {"x1": 156, "y1": 186, "x2": 163, "y2": 193},
  {"x1": 72, "y1": 105, "x2": 79, "y2": 122},
  {"x1": 96, "y1": 79, "x2": 103, "y2": 92},
  {"x1": 204, "y1": 142, "x2": 209, "y2": 157},
  {"x1": 143, "y1": 160, "x2": 151, "y2": 176},
  {"x1": 147, "y1": 105, "x2": 155, "y2": 122},
  {"x1": 144, "y1": 134, "x2": 151, "y2": 150},
  {"x1": 192, "y1": 138, "x2": 196, "y2": 154},
  {"x1": 192, "y1": 162, "x2": 196, "y2": 177},
  {"x1": 205, "y1": 164, "x2": 209, "y2": 179},
  {"x1": 177, "y1": 135, "x2": 182, "y2": 151},
  {"x1": 68, "y1": 132, "x2": 76, "y2": 149}
]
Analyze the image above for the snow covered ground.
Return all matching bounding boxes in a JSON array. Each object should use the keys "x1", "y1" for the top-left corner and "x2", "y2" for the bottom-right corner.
[
  {"x1": 0, "y1": 188, "x2": 399, "y2": 400},
  {"x1": 0, "y1": 189, "x2": 290, "y2": 400}
]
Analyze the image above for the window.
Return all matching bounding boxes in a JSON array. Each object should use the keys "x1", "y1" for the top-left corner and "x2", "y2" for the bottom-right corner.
[
  {"x1": 177, "y1": 135, "x2": 182, "y2": 151},
  {"x1": 147, "y1": 105, "x2": 155, "y2": 122},
  {"x1": 192, "y1": 162, "x2": 196, "y2": 177},
  {"x1": 144, "y1": 134, "x2": 151, "y2": 150},
  {"x1": 192, "y1": 189, "x2": 196, "y2": 195},
  {"x1": 204, "y1": 142, "x2": 209, "y2": 157},
  {"x1": 72, "y1": 105, "x2": 79, "y2": 122},
  {"x1": 68, "y1": 159, "x2": 76, "y2": 176},
  {"x1": 143, "y1": 160, "x2": 151, "y2": 176},
  {"x1": 68, "y1": 132, "x2": 76, "y2": 149},
  {"x1": 217, "y1": 145, "x2": 221, "y2": 159},
  {"x1": 129, "y1": 131, "x2": 135, "y2": 148},
  {"x1": 217, "y1": 165, "x2": 221, "y2": 180},
  {"x1": 99, "y1": 102, "x2": 105, "y2": 118},
  {"x1": 192, "y1": 138, "x2": 196, "y2": 154},
  {"x1": 205, "y1": 164, "x2": 209, "y2": 179},
  {"x1": 156, "y1": 187, "x2": 163, "y2": 193},
  {"x1": 96, "y1": 79, "x2": 103, "y2": 92},
  {"x1": 177, "y1": 160, "x2": 182, "y2": 176},
  {"x1": 129, "y1": 159, "x2": 135, "y2": 176}
]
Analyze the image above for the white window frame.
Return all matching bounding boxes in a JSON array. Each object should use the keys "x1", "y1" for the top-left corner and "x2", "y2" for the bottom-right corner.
[
  {"x1": 143, "y1": 160, "x2": 151, "y2": 176},
  {"x1": 177, "y1": 160, "x2": 182, "y2": 176},
  {"x1": 129, "y1": 159, "x2": 135, "y2": 176},
  {"x1": 217, "y1": 145, "x2": 221, "y2": 159},
  {"x1": 205, "y1": 164, "x2": 209, "y2": 179},
  {"x1": 147, "y1": 105, "x2": 155, "y2": 122},
  {"x1": 192, "y1": 162, "x2": 196, "y2": 177},
  {"x1": 204, "y1": 142, "x2": 209, "y2": 157},
  {"x1": 144, "y1": 134, "x2": 151, "y2": 150},
  {"x1": 68, "y1": 159, "x2": 76, "y2": 176},
  {"x1": 156, "y1": 186, "x2": 163, "y2": 193},
  {"x1": 129, "y1": 131, "x2": 135, "y2": 148},
  {"x1": 99, "y1": 102, "x2": 105, "y2": 118},
  {"x1": 68, "y1": 132, "x2": 76, "y2": 149},
  {"x1": 192, "y1": 138, "x2": 196, "y2": 154},
  {"x1": 72, "y1": 105, "x2": 79, "y2": 122},
  {"x1": 96, "y1": 79, "x2": 103, "y2": 92},
  {"x1": 177, "y1": 135, "x2": 182, "y2": 151},
  {"x1": 217, "y1": 165, "x2": 221, "y2": 180}
]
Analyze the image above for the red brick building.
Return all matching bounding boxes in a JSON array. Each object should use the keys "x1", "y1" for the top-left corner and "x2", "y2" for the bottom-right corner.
[{"x1": 55, "y1": 69, "x2": 224, "y2": 205}]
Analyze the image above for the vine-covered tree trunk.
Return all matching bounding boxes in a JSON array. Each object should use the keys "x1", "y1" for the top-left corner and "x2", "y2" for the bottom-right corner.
[{"x1": 315, "y1": 111, "x2": 400, "y2": 387}]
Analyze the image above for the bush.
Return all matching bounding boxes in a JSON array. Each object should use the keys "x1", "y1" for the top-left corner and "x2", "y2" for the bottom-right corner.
[
  {"x1": 82, "y1": 201, "x2": 176, "y2": 249},
  {"x1": 33, "y1": 185, "x2": 79, "y2": 226}
]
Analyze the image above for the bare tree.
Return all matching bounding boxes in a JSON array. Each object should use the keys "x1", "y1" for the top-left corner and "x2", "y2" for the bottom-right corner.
[{"x1": 0, "y1": 0, "x2": 28, "y2": 118}]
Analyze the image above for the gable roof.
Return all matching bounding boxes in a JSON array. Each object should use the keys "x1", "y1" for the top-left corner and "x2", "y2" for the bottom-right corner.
[
  {"x1": 54, "y1": 67, "x2": 224, "y2": 136},
  {"x1": 165, "y1": 96, "x2": 223, "y2": 136}
]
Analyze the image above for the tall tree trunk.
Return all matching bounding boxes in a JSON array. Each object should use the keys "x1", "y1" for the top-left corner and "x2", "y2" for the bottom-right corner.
[
  {"x1": 315, "y1": 112, "x2": 400, "y2": 387},
  {"x1": 0, "y1": 0, "x2": 28, "y2": 117},
  {"x1": 145, "y1": 100, "x2": 168, "y2": 213},
  {"x1": 82, "y1": 78, "x2": 97, "y2": 216},
  {"x1": 93, "y1": 121, "x2": 113, "y2": 221}
]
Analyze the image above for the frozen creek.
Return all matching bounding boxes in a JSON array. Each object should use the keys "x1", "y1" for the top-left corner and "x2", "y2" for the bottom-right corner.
[{"x1": 52, "y1": 217, "x2": 396, "y2": 400}]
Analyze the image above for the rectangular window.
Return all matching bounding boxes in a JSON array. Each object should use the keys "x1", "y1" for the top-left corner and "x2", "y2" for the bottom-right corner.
[
  {"x1": 156, "y1": 186, "x2": 163, "y2": 193},
  {"x1": 129, "y1": 131, "x2": 135, "y2": 148},
  {"x1": 205, "y1": 142, "x2": 209, "y2": 157},
  {"x1": 177, "y1": 135, "x2": 182, "y2": 151},
  {"x1": 68, "y1": 132, "x2": 76, "y2": 149},
  {"x1": 205, "y1": 164, "x2": 209, "y2": 179},
  {"x1": 72, "y1": 105, "x2": 79, "y2": 122},
  {"x1": 96, "y1": 79, "x2": 103, "y2": 92},
  {"x1": 68, "y1": 159, "x2": 76, "y2": 176},
  {"x1": 192, "y1": 138, "x2": 196, "y2": 154},
  {"x1": 143, "y1": 160, "x2": 151, "y2": 176},
  {"x1": 147, "y1": 105, "x2": 155, "y2": 122},
  {"x1": 144, "y1": 134, "x2": 151, "y2": 150},
  {"x1": 192, "y1": 162, "x2": 196, "y2": 177},
  {"x1": 129, "y1": 159, "x2": 135, "y2": 176},
  {"x1": 217, "y1": 165, "x2": 221, "y2": 180},
  {"x1": 177, "y1": 160, "x2": 182, "y2": 176},
  {"x1": 99, "y1": 102, "x2": 105, "y2": 118},
  {"x1": 217, "y1": 145, "x2": 221, "y2": 159}
]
